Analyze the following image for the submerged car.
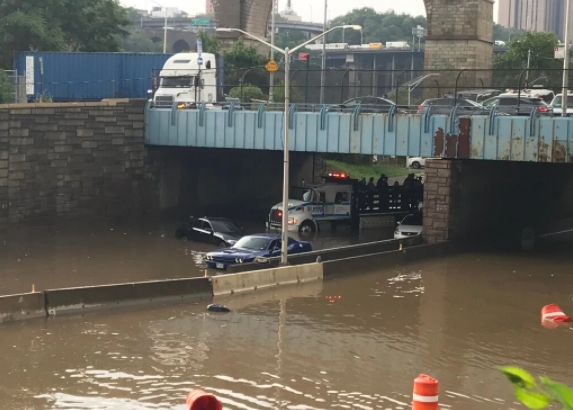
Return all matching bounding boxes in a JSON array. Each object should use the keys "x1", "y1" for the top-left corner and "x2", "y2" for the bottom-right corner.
[
  {"x1": 175, "y1": 216, "x2": 244, "y2": 248},
  {"x1": 205, "y1": 233, "x2": 313, "y2": 270},
  {"x1": 394, "y1": 212, "x2": 423, "y2": 239}
]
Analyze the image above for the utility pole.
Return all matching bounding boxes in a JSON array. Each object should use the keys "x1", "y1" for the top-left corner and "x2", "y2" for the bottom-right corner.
[
  {"x1": 320, "y1": 0, "x2": 327, "y2": 105},
  {"x1": 269, "y1": 0, "x2": 276, "y2": 102},
  {"x1": 563, "y1": 0, "x2": 571, "y2": 117},
  {"x1": 526, "y1": 49, "x2": 531, "y2": 83}
]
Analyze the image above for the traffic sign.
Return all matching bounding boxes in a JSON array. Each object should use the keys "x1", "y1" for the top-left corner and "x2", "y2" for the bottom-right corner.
[
  {"x1": 555, "y1": 46, "x2": 565, "y2": 59},
  {"x1": 191, "y1": 18, "x2": 211, "y2": 26},
  {"x1": 197, "y1": 39, "x2": 203, "y2": 66},
  {"x1": 298, "y1": 52, "x2": 309, "y2": 61},
  {"x1": 265, "y1": 60, "x2": 279, "y2": 73}
]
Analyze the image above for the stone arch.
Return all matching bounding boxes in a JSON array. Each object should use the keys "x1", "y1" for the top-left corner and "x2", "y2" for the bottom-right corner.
[{"x1": 172, "y1": 39, "x2": 191, "y2": 53}]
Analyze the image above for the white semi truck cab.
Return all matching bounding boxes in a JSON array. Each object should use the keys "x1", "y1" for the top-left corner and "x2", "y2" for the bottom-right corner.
[
  {"x1": 152, "y1": 52, "x2": 224, "y2": 108},
  {"x1": 266, "y1": 173, "x2": 356, "y2": 233}
]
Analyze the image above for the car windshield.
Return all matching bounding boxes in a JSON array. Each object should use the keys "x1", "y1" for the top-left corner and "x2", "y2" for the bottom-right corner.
[
  {"x1": 160, "y1": 76, "x2": 195, "y2": 88},
  {"x1": 291, "y1": 186, "x2": 314, "y2": 202},
  {"x1": 401, "y1": 213, "x2": 423, "y2": 226},
  {"x1": 551, "y1": 96, "x2": 573, "y2": 107},
  {"x1": 233, "y1": 236, "x2": 271, "y2": 250},
  {"x1": 211, "y1": 220, "x2": 240, "y2": 233}
]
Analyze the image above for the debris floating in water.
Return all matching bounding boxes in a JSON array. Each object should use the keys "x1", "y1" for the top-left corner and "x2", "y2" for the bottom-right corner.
[{"x1": 207, "y1": 304, "x2": 231, "y2": 313}]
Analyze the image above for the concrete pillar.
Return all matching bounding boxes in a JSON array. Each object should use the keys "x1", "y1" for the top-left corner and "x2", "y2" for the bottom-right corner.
[{"x1": 423, "y1": 0, "x2": 494, "y2": 96}]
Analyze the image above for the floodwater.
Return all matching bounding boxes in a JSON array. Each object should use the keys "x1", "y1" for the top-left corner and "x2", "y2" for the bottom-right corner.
[
  {"x1": 0, "y1": 219, "x2": 390, "y2": 295},
  {"x1": 1, "y1": 248, "x2": 573, "y2": 409}
]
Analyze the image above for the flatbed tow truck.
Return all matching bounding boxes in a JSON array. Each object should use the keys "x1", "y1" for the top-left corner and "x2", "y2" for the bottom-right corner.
[{"x1": 266, "y1": 173, "x2": 421, "y2": 233}]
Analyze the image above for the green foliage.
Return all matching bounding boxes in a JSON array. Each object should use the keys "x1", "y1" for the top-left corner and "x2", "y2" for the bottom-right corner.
[
  {"x1": 273, "y1": 82, "x2": 304, "y2": 103},
  {"x1": 501, "y1": 366, "x2": 573, "y2": 410},
  {"x1": 275, "y1": 30, "x2": 309, "y2": 50},
  {"x1": 493, "y1": 32, "x2": 562, "y2": 89},
  {"x1": 222, "y1": 39, "x2": 269, "y2": 93},
  {"x1": 494, "y1": 24, "x2": 525, "y2": 43},
  {"x1": 122, "y1": 27, "x2": 163, "y2": 53},
  {"x1": 228, "y1": 84, "x2": 265, "y2": 102},
  {"x1": 198, "y1": 30, "x2": 221, "y2": 55},
  {"x1": 327, "y1": 8, "x2": 425, "y2": 45},
  {"x1": 0, "y1": 0, "x2": 131, "y2": 69},
  {"x1": 0, "y1": 70, "x2": 14, "y2": 104}
]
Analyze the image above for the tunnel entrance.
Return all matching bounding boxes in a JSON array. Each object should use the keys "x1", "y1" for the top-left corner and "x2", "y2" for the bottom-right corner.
[{"x1": 423, "y1": 159, "x2": 573, "y2": 246}]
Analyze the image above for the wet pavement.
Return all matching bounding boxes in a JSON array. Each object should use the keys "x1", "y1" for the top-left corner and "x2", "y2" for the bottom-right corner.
[
  {"x1": 1, "y1": 249, "x2": 573, "y2": 409},
  {"x1": 0, "y1": 219, "x2": 391, "y2": 295}
]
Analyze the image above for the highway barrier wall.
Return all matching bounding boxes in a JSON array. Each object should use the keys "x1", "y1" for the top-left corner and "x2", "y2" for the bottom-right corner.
[
  {"x1": 212, "y1": 263, "x2": 323, "y2": 296},
  {"x1": 44, "y1": 277, "x2": 213, "y2": 316},
  {"x1": 0, "y1": 292, "x2": 46, "y2": 323},
  {"x1": 226, "y1": 237, "x2": 422, "y2": 274},
  {"x1": 0, "y1": 240, "x2": 458, "y2": 324}
]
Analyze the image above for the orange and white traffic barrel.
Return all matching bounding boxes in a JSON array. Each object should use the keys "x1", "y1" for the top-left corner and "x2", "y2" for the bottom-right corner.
[
  {"x1": 541, "y1": 304, "x2": 572, "y2": 329},
  {"x1": 412, "y1": 374, "x2": 438, "y2": 410},
  {"x1": 186, "y1": 389, "x2": 223, "y2": 410}
]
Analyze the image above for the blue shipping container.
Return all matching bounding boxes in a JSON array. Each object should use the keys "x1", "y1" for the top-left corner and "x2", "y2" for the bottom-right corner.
[{"x1": 14, "y1": 52, "x2": 174, "y2": 102}]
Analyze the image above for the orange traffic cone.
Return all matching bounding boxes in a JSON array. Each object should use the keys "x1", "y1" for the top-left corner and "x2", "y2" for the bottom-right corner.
[
  {"x1": 541, "y1": 304, "x2": 572, "y2": 329},
  {"x1": 412, "y1": 374, "x2": 438, "y2": 410},
  {"x1": 186, "y1": 389, "x2": 222, "y2": 410}
]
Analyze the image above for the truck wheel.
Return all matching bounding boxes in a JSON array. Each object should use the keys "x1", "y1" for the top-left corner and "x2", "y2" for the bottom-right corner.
[
  {"x1": 299, "y1": 221, "x2": 316, "y2": 234},
  {"x1": 412, "y1": 161, "x2": 421, "y2": 169}
]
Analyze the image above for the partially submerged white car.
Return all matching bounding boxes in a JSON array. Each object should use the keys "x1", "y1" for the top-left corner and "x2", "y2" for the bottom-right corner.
[{"x1": 394, "y1": 212, "x2": 423, "y2": 239}]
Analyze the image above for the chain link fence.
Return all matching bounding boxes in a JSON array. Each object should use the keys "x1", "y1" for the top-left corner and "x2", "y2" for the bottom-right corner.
[{"x1": 1, "y1": 70, "x2": 26, "y2": 104}]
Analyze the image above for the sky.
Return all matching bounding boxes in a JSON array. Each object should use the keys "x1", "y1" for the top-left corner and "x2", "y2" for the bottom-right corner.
[{"x1": 121, "y1": 0, "x2": 499, "y2": 23}]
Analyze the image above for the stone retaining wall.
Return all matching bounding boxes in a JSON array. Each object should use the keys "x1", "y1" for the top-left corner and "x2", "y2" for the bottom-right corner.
[{"x1": 0, "y1": 99, "x2": 159, "y2": 227}]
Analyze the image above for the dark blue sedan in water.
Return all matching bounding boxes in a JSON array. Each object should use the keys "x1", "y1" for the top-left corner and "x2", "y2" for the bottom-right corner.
[{"x1": 205, "y1": 233, "x2": 313, "y2": 270}]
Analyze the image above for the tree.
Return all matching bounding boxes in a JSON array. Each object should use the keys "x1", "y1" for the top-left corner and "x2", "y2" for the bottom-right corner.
[
  {"x1": 198, "y1": 30, "x2": 221, "y2": 54},
  {"x1": 494, "y1": 24, "x2": 525, "y2": 43},
  {"x1": 273, "y1": 81, "x2": 304, "y2": 103},
  {"x1": 228, "y1": 84, "x2": 265, "y2": 102},
  {"x1": 122, "y1": 27, "x2": 163, "y2": 53},
  {"x1": 222, "y1": 38, "x2": 269, "y2": 93},
  {"x1": 0, "y1": 70, "x2": 14, "y2": 103},
  {"x1": 0, "y1": 0, "x2": 131, "y2": 69},
  {"x1": 493, "y1": 31, "x2": 562, "y2": 89},
  {"x1": 327, "y1": 8, "x2": 426, "y2": 46}
]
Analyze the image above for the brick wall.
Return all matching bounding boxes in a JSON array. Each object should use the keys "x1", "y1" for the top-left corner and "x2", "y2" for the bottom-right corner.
[
  {"x1": 423, "y1": 160, "x2": 460, "y2": 243},
  {"x1": 0, "y1": 100, "x2": 159, "y2": 227}
]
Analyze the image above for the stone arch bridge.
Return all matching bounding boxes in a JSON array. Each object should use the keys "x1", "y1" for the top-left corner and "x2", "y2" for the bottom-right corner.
[{"x1": 213, "y1": 0, "x2": 494, "y2": 89}]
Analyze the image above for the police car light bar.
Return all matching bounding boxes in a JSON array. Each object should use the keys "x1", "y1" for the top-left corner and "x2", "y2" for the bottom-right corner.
[{"x1": 328, "y1": 172, "x2": 347, "y2": 178}]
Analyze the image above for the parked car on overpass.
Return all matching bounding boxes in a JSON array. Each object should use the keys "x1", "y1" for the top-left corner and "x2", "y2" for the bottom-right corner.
[
  {"x1": 549, "y1": 94, "x2": 573, "y2": 116},
  {"x1": 333, "y1": 96, "x2": 409, "y2": 114},
  {"x1": 481, "y1": 94, "x2": 552, "y2": 116}
]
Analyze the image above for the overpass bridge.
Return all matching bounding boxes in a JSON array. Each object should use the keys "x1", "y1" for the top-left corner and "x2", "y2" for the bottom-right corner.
[{"x1": 144, "y1": 104, "x2": 572, "y2": 163}]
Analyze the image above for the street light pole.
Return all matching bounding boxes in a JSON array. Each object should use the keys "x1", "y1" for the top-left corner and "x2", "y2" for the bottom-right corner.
[
  {"x1": 562, "y1": 0, "x2": 571, "y2": 117},
  {"x1": 216, "y1": 24, "x2": 361, "y2": 265},
  {"x1": 320, "y1": 0, "x2": 327, "y2": 104},
  {"x1": 269, "y1": 0, "x2": 276, "y2": 102}
]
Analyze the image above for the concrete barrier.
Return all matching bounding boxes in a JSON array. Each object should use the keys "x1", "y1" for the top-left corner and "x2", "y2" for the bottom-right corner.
[
  {"x1": 0, "y1": 292, "x2": 46, "y2": 323},
  {"x1": 45, "y1": 277, "x2": 212, "y2": 315},
  {"x1": 211, "y1": 263, "x2": 323, "y2": 296},
  {"x1": 227, "y1": 237, "x2": 422, "y2": 274}
]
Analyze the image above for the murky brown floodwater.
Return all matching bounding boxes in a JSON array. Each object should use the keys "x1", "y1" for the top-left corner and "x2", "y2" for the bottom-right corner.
[
  {"x1": 0, "y1": 219, "x2": 390, "y2": 295},
  {"x1": 1, "y1": 249, "x2": 573, "y2": 409}
]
